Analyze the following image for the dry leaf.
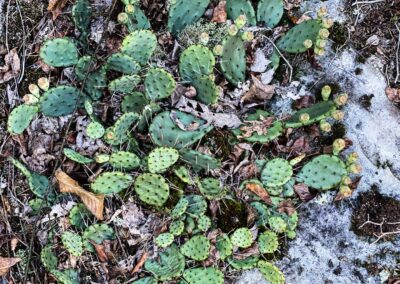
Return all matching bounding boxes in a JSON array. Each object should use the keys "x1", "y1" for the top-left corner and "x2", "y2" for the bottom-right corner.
[
  {"x1": 385, "y1": 87, "x2": 400, "y2": 103},
  {"x1": 239, "y1": 116, "x2": 275, "y2": 138},
  {"x1": 132, "y1": 252, "x2": 148, "y2": 274},
  {"x1": 0, "y1": 48, "x2": 20, "y2": 83},
  {"x1": 245, "y1": 183, "x2": 272, "y2": 205},
  {"x1": 212, "y1": 1, "x2": 227, "y2": 23},
  {"x1": 294, "y1": 183, "x2": 314, "y2": 201},
  {"x1": 55, "y1": 170, "x2": 104, "y2": 220},
  {"x1": 241, "y1": 75, "x2": 275, "y2": 103},
  {"x1": 47, "y1": 0, "x2": 68, "y2": 20},
  {"x1": 90, "y1": 241, "x2": 108, "y2": 262},
  {"x1": 277, "y1": 200, "x2": 296, "y2": 216},
  {"x1": 0, "y1": 257, "x2": 21, "y2": 276}
]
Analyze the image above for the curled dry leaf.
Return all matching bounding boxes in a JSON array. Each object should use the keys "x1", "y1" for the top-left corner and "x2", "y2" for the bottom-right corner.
[
  {"x1": 294, "y1": 183, "x2": 314, "y2": 201},
  {"x1": 132, "y1": 252, "x2": 148, "y2": 274},
  {"x1": 212, "y1": 1, "x2": 227, "y2": 23},
  {"x1": 0, "y1": 257, "x2": 21, "y2": 276},
  {"x1": 55, "y1": 170, "x2": 104, "y2": 220},
  {"x1": 241, "y1": 75, "x2": 275, "y2": 103},
  {"x1": 0, "y1": 48, "x2": 20, "y2": 83},
  {"x1": 47, "y1": 0, "x2": 69, "y2": 20},
  {"x1": 239, "y1": 116, "x2": 275, "y2": 138},
  {"x1": 90, "y1": 241, "x2": 108, "y2": 262},
  {"x1": 245, "y1": 183, "x2": 272, "y2": 205}
]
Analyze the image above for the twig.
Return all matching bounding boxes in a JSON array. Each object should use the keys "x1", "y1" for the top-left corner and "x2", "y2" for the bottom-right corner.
[
  {"x1": 351, "y1": 0, "x2": 385, "y2": 5},
  {"x1": 359, "y1": 215, "x2": 400, "y2": 244},
  {"x1": 394, "y1": 23, "x2": 400, "y2": 84},
  {"x1": 262, "y1": 35, "x2": 293, "y2": 82}
]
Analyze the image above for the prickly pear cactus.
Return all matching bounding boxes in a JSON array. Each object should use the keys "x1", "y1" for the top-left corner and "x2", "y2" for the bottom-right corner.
[
  {"x1": 121, "y1": 92, "x2": 149, "y2": 113},
  {"x1": 83, "y1": 224, "x2": 115, "y2": 252},
  {"x1": 144, "y1": 245, "x2": 185, "y2": 281},
  {"x1": 183, "y1": 267, "x2": 224, "y2": 284},
  {"x1": 132, "y1": 277, "x2": 157, "y2": 284},
  {"x1": 91, "y1": 172, "x2": 133, "y2": 194},
  {"x1": 180, "y1": 235, "x2": 210, "y2": 261},
  {"x1": 268, "y1": 215, "x2": 287, "y2": 233},
  {"x1": 155, "y1": 233, "x2": 174, "y2": 248},
  {"x1": 179, "y1": 45, "x2": 215, "y2": 81},
  {"x1": 106, "y1": 53, "x2": 141, "y2": 74},
  {"x1": 134, "y1": 173, "x2": 170, "y2": 206},
  {"x1": 72, "y1": 0, "x2": 91, "y2": 44},
  {"x1": 284, "y1": 101, "x2": 336, "y2": 128},
  {"x1": 108, "y1": 75, "x2": 141, "y2": 94},
  {"x1": 220, "y1": 35, "x2": 246, "y2": 85},
  {"x1": 63, "y1": 148, "x2": 93, "y2": 164},
  {"x1": 168, "y1": 0, "x2": 210, "y2": 35},
  {"x1": 198, "y1": 178, "x2": 227, "y2": 200},
  {"x1": 173, "y1": 166, "x2": 193, "y2": 184},
  {"x1": 39, "y1": 38, "x2": 79, "y2": 67},
  {"x1": 171, "y1": 198, "x2": 189, "y2": 219},
  {"x1": 61, "y1": 231, "x2": 83, "y2": 256},
  {"x1": 192, "y1": 75, "x2": 221, "y2": 105},
  {"x1": 41, "y1": 245, "x2": 58, "y2": 271},
  {"x1": 184, "y1": 194, "x2": 207, "y2": 216},
  {"x1": 297, "y1": 155, "x2": 347, "y2": 190},
  {"x1": 124, "y1": 6, "x2": 151, "y2": 32},
  {"x1": 148, "y1": 147, "x2": 179, "y2": 173},
  {"x1": 226, "y1": 0, "x2": 256, "y2": 26},
  {"x1": 104, "y1": 112, "x2": 139, "y2": 145},
  {"x1": 75, "y1": 56, "x2": 96, "y2": 80},
  {"x1": 149, "y1": 111, "x2": 213, "y2": 149},
  {"x1": 197, "y1": 215, "x2": 211, "y2": 232},
  {"x1": 258, "y1": 231, "x2": 279, "y2": 254},
  {"x1": 169, "y1": 220, "x2": 185, "y2": 236},
  {"x1": 40, "y1": 86, "x2": 81, "y2": 117},
  {"x1": 180, "y1": 149, "x2": 221, "y2": 173},
  {"x1": 69, "y1": 203, "x2": 92, "y2": 229},
  {"x1": 145, "y1": 68, "x2": 176, "y2": 101},
  {"x1": 261, "y1": 158, "x2": 293, "y2": 187},
  {"x1": 121, "y1": 30, "x2": 157, "y2": 65},
  {"x1": 109, "y1": 151, "x2": 141, "y2": 170},
  {"x1": 51, "y1": 269, "x2": 79, "y2": 284},
  {"x1": 86, "y1": 121, "x2": 105, "y2": 139},
  {"x1": 257, "y1": 0, "x2": 283, "y2": 28},
  {"x1": 230, "y1": 227, "x2": 253, "y2": 248},
  {"x1": 228, "y1": 255, "x2": 259, "y2": 270},
  {"x1": 83, "y1": 67, "x2": 107, "y2": 101},
  {"x1": 216, "y1": 234, "x2": 233, "y2": 260},
  {"x1": 7, "y1": 104, "x2": 39, "y2": 134},
  {"x1": 258, "y1": 261, "x2": 285, "y2": 284}
]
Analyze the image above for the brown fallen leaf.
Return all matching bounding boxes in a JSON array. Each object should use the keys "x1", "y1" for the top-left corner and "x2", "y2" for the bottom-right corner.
[
  {"x1": 239, "y1": 116, "x2": 275, "y2": 139},
  {"x1": 90, "y1": 241, "x2": 108, "y2": 262},
  {"x1": 385, "y1": 87, "x2": 400, "y2": 103},
  {"x1": 212, "y1": 1, "x2": 227, "y2": 23},
  {"x1": 132, "y1": 252, "x2": 148, "y2": 274},
  {"x1": 241, "y1": 75, "x2": 275, "y2": 103},
  {"x1": 245, "y1": 183, "x2": 272, "y2": 205},
  {"x1": 55, "y1": 170, "x2": 104, "y2": 220},
  {"x1": 0, "y1": 257, "x2": 21, "y2": 276},
  {"x1": 47, "y1": 0, "x2": 69, "y2": 20},
  {"x1": 277, "y1": 200, "x2": 296, "y2": 216},
  {"x1": 294, "y1": 183, "x2": 315, "y2": 201},
  {"x1": 0, "y1": 48, "x2": 20, "y2": 83}
]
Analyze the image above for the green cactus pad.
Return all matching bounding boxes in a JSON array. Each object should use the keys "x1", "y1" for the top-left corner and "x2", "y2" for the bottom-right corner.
[
  {"x1": 132, "y1": 277, "x2": 157, "y2": 284},
  {"x1": 106, "y1": 53, "x2": 141, "y2": 74},
  {"x1": 7, "y1": 104, "x2": 39, "y2": 134},
  {"x1": 40, "y1": 86, "x2": 81, "y2": 117},
  {"x1": 109, "y1": 151, "x2": 141, "y2": 170},
  {"x1": 285, "y1": 101, "x2": 336, "y2": 128},
  {"x1": 179, "y1": 45, "x2": 215, "y2": 82},
  {"x1": 185, "y1": 216, "x2": 196, "y2": 234},
  {"x1": 29, "y1": 198, "x2": 50, "y2": 215},
  {"x1": 173, "y1": 166, "x2": 193, "y2": 184},
  {"x1": 258, "y1": 261, "x2": 285, "y2": 284},
  {"x1": 221, "y1": 36, "x2": 246, "y2": 85},
  {"x1": 198, "y1": 178, "x2": 227, "y2": 200},
  {"x1": 170, "y1": 219, "x2": 185, "y2": 236},
  {"x1": 75, "y1": 56, "x2": 96, "y2": 81},
  {"x1": 145, "y1": 68, "x2": 176, "y2": 101},
  {"x1": 121, "y1": 92, "x2": 149, "y2": 113},
  {"x1": 258, "y1": 231, "x2": 279, "y2": 254},
  {"x1": 83, "y1": 67, "x2": 107, "y2": 101},
  {"x1": 69, "y1": 203, "x2": 92, "y2": 229},
  {"x1": 63, "y1": 148, "x2": 93, "y2": 164},
  {"x1": 257, "y1": 0, "x2": 284, "y2": 28},
  {"x1": 184, "y1": 195, "x2": 207, "y2": 216},
  {"x1": 197, "y1": 215, "x2": 211, "y2": 232},
  {"x1": 83, "y1": 224, "x2": 115, "y2": 252},
  {"x1": 268, "y1": 215, "x2": 287, "y2": 233},
  {"x1": 121, "y1": 30, "x2": 157, "y2": 65},
  {"x1": 87, "y1": 121, "x2": 105, "y2": 139},
  {"x1": 108, "y1": 75, "x2": 141, "y2": 94},
  {"x1": 168, "y1": 0, "x2": 210, "y2": 35},
  {"x1": 226, "y1": 0, "x2": 256, "y2": 26},
  {"x1": 61, "y1": 231, "x2": 83, "y2": 256},
  {"x1": 39, "y1": 38, "x2": 79, "y2": 67},
  {"x1": 72, "y1": 0, "x2": 91, "y2": 41},
  {"x1": 261, "y1": 158, "x2": 293, "y2": 187},
  {"x1": 191, "y1": 75, "x2": 220, "y2": 105},
  {"x1": 216, "y1": 234, "x2": 233, "y2": 260},
  {"x1": 297, "y1": 155, "x2": 347, "y2": 190},
  {"x1": 171, "y1": 198, "x2": 189, "y2": 219},
  {"x1": 144, "y1": 245, "x2": 185, "y2": 281},
  {"x1": 155, "y1": 233, "x2": 174, "y2": 248},
  {"x1": 149, "y1": 111, "x2": 213, "y2": 149},
  {"x1": 126, "y1": 7, "x2": 151, "y2": 31},
  {"x1": 277, "y1": 19, "x2": 322, "y2": 53},
  {"x1": 180, "y1": 235, "x2": 210, "y2": 261},
  {"x1": 148, "y1": 147, "x2": 179, "y2": 173},
  {"x1": 180, "y1": 149, "x2": 221, "y2": 172},
  {"x1": 251, "y1": 201, "x2": 271, "y2": 227},
  {"x1": 183, "y1": 267, "x2": 224, "y2": 284},
  {"x1": 41, "y1": 245, "x2": 58, "y2": 271},
  {"x1": 134, "y1": 173, "x2": 170, "y2": 207},
  {"x1": 228, "y1": 255, "x2": 259, "y2": 270},
  {"x1": 51, "y1": 269, "x2": 79, "y2": 284},
  {"x1": 137, "y1": 102, "x2": 162, "y2": 132},
  {"x1": 91, "y1": 172, "x2": 133, "y2": 194},
  {"x1": 104, "y1": 112, "x2": 139, "y2": 145},
  {"x1": 230, "y1": 227, "x2": 253, "y2": 248}
]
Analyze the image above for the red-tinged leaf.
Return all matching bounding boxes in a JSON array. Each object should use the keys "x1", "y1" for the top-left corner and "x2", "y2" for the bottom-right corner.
[{"x1": 245, "y1": 183, "x2": 272, "y2": 205}]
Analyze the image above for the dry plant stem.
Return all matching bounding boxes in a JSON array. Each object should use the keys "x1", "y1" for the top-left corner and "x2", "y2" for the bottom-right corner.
[
  {"x1": 394, "y1": 23, "x2": 400, "y2": 84},
  {"x1": 262, "y1": 35, "x2": 293, "y2": 82},
  {"x1": 359, "y1": 214, "x2": 400, "y2": 244},
  {"x1": 351, "y1": 0, "x2": 385, "y2": 5}
]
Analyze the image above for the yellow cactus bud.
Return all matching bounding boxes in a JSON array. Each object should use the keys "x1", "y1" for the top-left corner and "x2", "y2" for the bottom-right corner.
[
  {"x1": 38, "y1": 77, "x2": 50, "y2": 91},
  {"x1": 299, "y1": 113, "x2": 310, "y2": 123},
  {"x1": 319, "y1": 120, "x2": 331, "y2": 133},
  {"x1": 322, "y1": 18, "x2": 334, "y2": 29},
  {"x1": 341, "y1": 176, "x2": 352, "y2": 186},
  {"x1": 318, "y1": 29, "x2": 330, "y2": 39},
  {"x1": 317, "y1": 7, "x2": 328, "y2": 18},
  {"x1": 29, "y1": 84, "x2": 40, "y2": 96},
  {"x1": 213, "y1": 45, "x2": 223, "y2": 56},
  {"x1": 241, "y1": 31, "x2": 254, "y2": 42},
  {"x1": 335, "y1": 93, "x2": 348, "y2": 106},
  {"x1": 200, "y1": 32, "x2": 210, "y2": 45},
  {"x1": 338, "y1": 186, "x2": 352, "y2": 198},
  {"x1": 303, "y1": 39, "x2": 313, "y2": 49},
  {"x1": 332, "y1": 110, "x2": 345, "y2": 121},
  {"x1": 235, "y1": 15, "x2": 247, "y2": 29},
  {"x1": 321, "y1": 85, "x2": 331, "y2": 101},
  {"x1": 348, "y1": 163, "x2": 362, "y2": 174},
  {"x1": 125, "y1": 4, "x2": 135, "y2": 14},
  {"x1": 347, "y1": 152, "x2": 359, "y2": 164},
  {"x1": 228, "y1": 24, "x2": 239, "y2": 36},
  {"x1": 333, "y1": 138, "x2": 346, "y2": 155},
  {"x1": 117, "y1": 12, "x2": 129, "y2": 24}
]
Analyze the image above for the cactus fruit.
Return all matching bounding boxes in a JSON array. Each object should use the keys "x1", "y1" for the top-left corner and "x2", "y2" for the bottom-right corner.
[
  {"x1": 121, "y1": 92, "x2": 149, "y2": 113},
  {"x1": 109, "y1": 151, "x2": 141, "y2": 170},
  {"x1": 228, "y1": 255, "x2": 259, "y2": 270},
  {"x1": 134, "y1": 173, "x2": 170, "y2": 206},
  {"x1": 268, "y1": 215, "x2": 287, "y2": 233},
  {"x1": 121, "y1": 30, "x2": 157, "y2": 65},
  {"x1": 183, "y1": 267, "x2": 224, "y2": 284},
  {"x1": 179, "y1": 45, "x2": 215, "y2": 81},
  {"x1": 106, "y1": 53, "x2": 141, "y2": 74},
  {"x1": 108, "y1": 75, "x2": 141, "y2": 94},
  {"x1": 261, "y1": 158, "x2": 293, "y2": 187},
  {"x1": 257, "y1": 0, "x2": 283, "y2": 28},
  {"x1": 171, "y1": 198, "x2": 189, "y2": 219},
  {"x1": 61, "y1": 231, "x2": 83, "y2": 256},
  {"x1": 148, "y1": 147, "x2": 179, "y2": 173},
  {"x1": 167, "y1": 0, "x2": 210, "y2": 35},
  {"x1": 155, "y1": 233, "x2": 174, "y2": 248},
  {"x1": 198, "y1": 178, "x2": 227, "y2": 200},
  {"x1": 170, "y1": 220, "x2": 185, "y2": 236},
  {"x1": 258, "y1": 231, "x2": 279, "y2": 254},
  {"x1": 86, "y1": 121, "x2": 105, "y2": 139},
  {"x1": 258, "y1": 261, "x2": 285, "y2": 284},
  {"x1": 184, "y1": 195, "x2": 207, "y2": 216},
  {"x1": 39, "y1": 38, "x2": 79, "y2": 67},
  {"x1": 173, "y1": 166, "x2": 193, "y2": 184},
  {"x1": 297, "y1": 155, "x2": 347, "y2": 190},
  {"x1": 144, "y1": 245, "x2": 185, "y2": 281},
  {"x1": 144, "y1": 68, "x2": 176, "y2": 101},
  {"x1": 180, "y1": 149, "x2": 221, "y2": 172},
  {"x1": 63, "y1": 148, "x2": 93, "y2": 164},
  {"x1": 197, "y1": 215, "x2": 211, "y2": 232},
  {"x1": 216, "y1": 234, "x2": 233, "y2": 260},
  {"x1": 104, "y1": 112, "x2": 139, "y2": 145},
  {"x1": 180, "y1": 235, "x2": 210, "y2": 261},
  {"x1": 91, "y1": 172, "x2": 133, "y2": 194},
  {"x1": 7, "y1": 104, "x2": 39, "y2": 134},
  {"x1": 230, "y1": 227, "x2": 253, "y2": 248},
  {"x1": 40, "y1": 86, "x2": 81, "y2": 117},
  {"x1": 41, "y1": 245, "x2": 58, "y2": 271},
  {"x1": 149, "y1": 111, "x2": 213, "y2": 149},
  {"x1": 220, "y1": 35, "x2": 246, "y2": 85},
  {"x1": 69, "y1": 203, "x2": 92, "y2": 229},
  {"x1": 284, "y1": 101, "x2": 336, "y2": 128},
  {"x1": 83, "y1": 224, "x2": 115, "y2": 252},
  {"x1": 226, "y1": 1, "x2": 256, "y2": 26}
]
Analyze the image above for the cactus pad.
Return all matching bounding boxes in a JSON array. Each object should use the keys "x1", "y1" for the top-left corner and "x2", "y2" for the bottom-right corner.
[
  {"x1": 7, "y1": 104, "x2": 39, "y2": 134},
  {"x1": 155, "y1": 233, "x2": 174, "y2": 248},
  {"x1": 183, "y1": 267, "x2": 224, "y2": 284},
  {"x1": 104, "y1": 112, "x2": 139, "y2": 145},
  {"x1": 230, "y1": 227, "x2": 253, "y2": 248},
  {"x1": 168, "y1": 0, "x2": 210, "y2": 35},
  {"x1": 69, "y1": 203, "x2": 92, "y2": 229},
  {"x1": 180, "y1": 235, "x2": 210, "y2": 261},
  {"x1": 257, "y1": 0, "x2": 283, "y2": 28},
  {"x1": 121, "y1": 92, "x2": 149, "y2": 113},
  {"x1": 184, "y1": 194, "x2": 207, "y2": 216},
  {"x1": 148, "y1": 147, "x2": 179, "y2": 173},
  {"x1": 75, "y1": 55, "x2": 96, "y2": 81},
  {"x1": 169, "y1": 220, "x2": 185, "y2": 236},
  {"x1": 72, "y1": 0, "x2": 91, "y2": 43},
  {"x1": 63, "y1": 148, "x2": 93, "y2": 164},
  {"x1": 106, "y1": 53, "x2": 141, "y2": 74},
  {"x1": 191, "y1": 75, "x2": 221, "y2": 105},
  {"x1": 83, "y1": 67, "x2": 107, "y2": 101},
  {"x1": 108, "y1": 75, "x2": 141, "y2": 94},
  {"x1": 261, "y1": 158, "x2": 293, "y2": 187},
  {"x1": 40, "y1": 86, "x2": 81, "y2": 117},
  {"x1": 268, "y1": 215, "x2": 287, "y2": 233},
  {"x1": 258, "y1": 231, "x2": 279, "y2": 254},
  {"x1": 134, "y1": 173, "x2": 170, "y2": 207},
  {"x1": 91, "y1": 172, "x2": 133, "y2": 194},
  {"x1": 198, "y1": 178, "x2": 227, "y2": 200},
  {"x1": 132, "y1": 277, "x2": 157, "y2": 284},
  {"x1": 109, "y1": 151, "x2": 141, "y2": 170},
  {"x1": 285, "y1": 101, "x2": 336, "y2": 128},
  {"x1": 226, "y1": 0, "x2": 256, "y2": 26},
  {"x1": 39, "y1": 38, "x2": 78, "y2": 67},
  {"x1": 216, "y1": 234, "x2": 233, "y2": 260},
  {"x1": 173, "y1": 166, "x2": 193, "y2": 184},
  {"x1": 180, "y1": 149, "x2": 221, "y2": 172},
  {"x1": 197, "y1": 215, "x2": 211, "y2": 232},
  {"x1": 61, "y1": 231, "x2": 83, "y2": 256},
  {"x1": 171, "y1": 198, "x2": 189, "y2": 219},
  {"x1": 121, "y1": 30, "x2": 157, "y2": 65},
  {"x1": 86, "y1": 121, "x2": 105, "y2": 139},
  {"x1": 221, "y1": 36, "x2": 246, "y2": 85},
  {"x1": 229, "y1": 256, "x2": 259, "y2": 270},
  {"x1": 258, "y1": 261, "x2": 285, "y2": 284},
  {"x1": 179, "y1": 45, "x2": 215, "y2": 81},
  {"x1": 83, "y1": 224, "x2": 115, "y2": 252},
  {"x1": 145, "y1": 68, "x2": 176, "y2": 101},
  {"x1": 41, "y1": 245, "x2": 58, "y2": 271}
]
